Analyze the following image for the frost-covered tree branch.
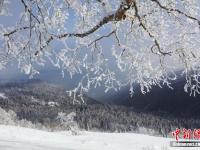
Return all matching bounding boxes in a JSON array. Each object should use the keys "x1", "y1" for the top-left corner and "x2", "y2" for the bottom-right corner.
[{"x1": 1, "y1": 0, "x2": 200, "y2": 102}]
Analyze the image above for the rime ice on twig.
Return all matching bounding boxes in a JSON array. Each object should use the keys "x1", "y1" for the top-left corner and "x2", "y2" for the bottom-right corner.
[{"x1": 1, "y1": 0, "x2": 200, "y2": 102}]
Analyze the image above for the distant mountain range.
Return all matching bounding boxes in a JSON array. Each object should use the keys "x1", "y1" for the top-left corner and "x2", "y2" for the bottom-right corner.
[
  {"x1": 0, "y1": 69, "x2": 106, "y2": 100},
  {"x1": 106, "y1": 78, "x2": 200, "y2": 118},
  {"x1": 0, "y1": 79, "x2": 99, "y2": 106},
  {"x1": 0, "y1": 79, "x2": 102, "y2": 125}
]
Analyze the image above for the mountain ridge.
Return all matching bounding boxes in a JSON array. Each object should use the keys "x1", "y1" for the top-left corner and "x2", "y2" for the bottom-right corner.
[{"x1": 106, "y1": 78, "x2": 200, "y2": 118}]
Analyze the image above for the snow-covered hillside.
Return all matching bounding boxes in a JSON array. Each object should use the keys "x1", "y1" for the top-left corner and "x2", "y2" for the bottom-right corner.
[
  {"x1": 0, "y1": 125, "x2": 197, "y2": 150},
  {"x1": 0, "y1": 92, "x2": 7, "y2": 99}
]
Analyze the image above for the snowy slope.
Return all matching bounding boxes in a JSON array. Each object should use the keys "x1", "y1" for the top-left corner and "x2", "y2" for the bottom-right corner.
[
  {"x1": 0, "y1": 125, "x2": 197, "y2": 150},
  {"x1": 0, "y1": 93, "x2": 7, "y2": 99}
]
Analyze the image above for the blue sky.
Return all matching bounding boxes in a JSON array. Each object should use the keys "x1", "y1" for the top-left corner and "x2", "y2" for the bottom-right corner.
[{"x1": 0, "y1": 1, "x2": 119, "y2": 101}]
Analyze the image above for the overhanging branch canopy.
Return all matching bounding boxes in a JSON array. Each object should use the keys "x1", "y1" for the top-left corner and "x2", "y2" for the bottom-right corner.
[{"x1": 1, "y1": 0, "x2": 200, "y2": 102}]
